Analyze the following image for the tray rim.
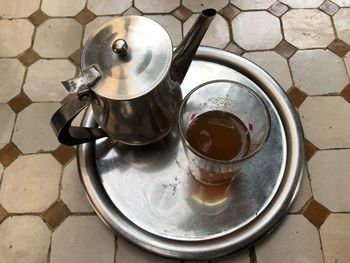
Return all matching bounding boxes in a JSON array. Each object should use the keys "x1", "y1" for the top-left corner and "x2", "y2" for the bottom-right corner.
[{"x1": 77, "y1": 46, "x2": 305, "y2": 260}]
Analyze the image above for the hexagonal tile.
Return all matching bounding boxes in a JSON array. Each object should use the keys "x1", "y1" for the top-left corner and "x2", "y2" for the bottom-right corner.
[
  {"x1": 0, "y1": 154, "x2": 60, "y2": 213},
  {"x1": 0, "y1": 59, "x2": 25, "y2": 103},
  {"x1": 299, "y1": 96, "x2": 350, "y2": 149},
  {"x1": 145, "y1": 15, "x2": 182, "y2": 46},
  {"x1": 0, "y1": 19, "x2": 34, "y2": 57},
  {"x1": 88, "y1": 0, "x2": 132, "y2": 15},
  {"x1": 243, "y1": 51, "x2": 292, "y2": 91},
  {"x1": 232, "y1": 12, "x2": 282, "y2": 50},
  {"x1": 0, "y1": 104, "x2": 16, "y2": 149},
  {"x1": 183, "y1": 0, "x2": 228, "y2": 12},
  {"x1": 309, "y1": 149, "x2": 350, "y2": 212},
  {"x1": 0, "y1": 0, "x2": 40, "y2": 18},
  {"x1": 12, "y1": 103, "x2": 61, "y2": 153},
  {"x1": 61, "y1": 159, "x2": 93, "y2": 213},
  {"x1": 282, "y1": 9, "x2": 334, "y2": 49},
  {"x1": 331, "y1": 0, "x2": 350, "y2": 7},
  {"x1": 280, "y1": 0, "x2": 324, "y2": 8},
  {"x1": 33, "y1": 18, "x2": 82, "y2": 58},
  {"x1": 24, "y1": 59, "x2": 75, "y2": 102},
  {"x1": 83, "y1": 16, "x2": 116, "y2": 44},
  {"x1": 344, "y1": 51, "x2": 350, "y2": 76},
  {"x1": 231, "y1": 0, "x2": 275, "y2": 10},
  {"x1": 135, "y1": 0, "x2": 180, "y2": 13},
  {"x1": 0, "y1": 216, "x2": 51, "y2": 263},
  {"x1": 184, "y1": 14, "x2": 230, "y2": 49},
  {"x1": 255, "y1": 215, "x2": 323, "y2": 263},
  {"x1": 42, "y1": 0, "x2": 85, "y2": 16},
  {"x1": 333, "y1": 8, "x2": 350, "y2": 46},
  {"x1": 51, "y1": 216, "x2": 115, "y2": 263},
  {"x1": 289, "y1": 168, "x2": 312, "y2": 213},
  {"x1": 320, "y1": 214, "x2": 350, "y2": 263},
  {"x1": 290, "y1": 50, "x2": 349, "y2": 95}
]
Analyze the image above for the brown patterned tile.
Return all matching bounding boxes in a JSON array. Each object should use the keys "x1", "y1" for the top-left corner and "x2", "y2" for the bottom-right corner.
[
  {"x1": 287, "y1": 87, "x2": 308, "y2": 108},
  {"x1": 328, "y1": 39, "x2": 350, "y2": 57},
  {"x1": 51, "y1": 144, "x2": 76, "y2": 165},
  {"x1": 18, "y1": 48, "x2": 40, "y2": 67},
  {"x1": 274, "y1": 40, "x2": 298, "y2": 59},
  {"x1": 42, "y1": 200, "x2": 70, "y2": 230},
  {"x1": 75, "y1": 8, "x2": 96, "y2": 25},
  {"x1": 8, "y1": 92, "x2": 32, "y2": 113},
  {"x1": 28, "y1": 9, "x2": 49, "y2": 26},
  {"x1": 220, "y1": 4, "x2": 240, "y2": 20},
  {"x1": 303, "y1": 199, "x2": 330, "y2": 228},
  {"x1": 340, "y1": 83, "x2": 350, "y2": 103},
  {"x1": 305, "y1": 139, "x2": 319, "y2": 161},
  {"x1": 320, "y1": 0, "x2": 339, "y2": 16},
  {"x1": 0, "y1": 204, "x2": 7, "y2": 223},
  {"x1": 0, "y1": 144, "x2": 21, "y2": 167},
  {"x1": 225, "y1": 42, "x2": 243, "y2": 55},
  {"x1": 269, "y1": 1, "x2": 288, "y2": 17},
  {"x1": 172, "y1": 6, "x2": 192, "y2": 22},
  {"x1": 69, "y1": 47, "x2": 82, "y2": 66}
]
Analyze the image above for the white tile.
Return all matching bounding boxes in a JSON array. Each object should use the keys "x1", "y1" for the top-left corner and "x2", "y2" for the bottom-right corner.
[
  {"x1": 320, "y1": 214, "x2": 350, "y2": 263},
  {"x1": 231, "y1": 0, "x2": 275, "y2": 10},
  {"x1": 183, "y1": 0, "x2": 228, "y2": 12},
  {"x1": 51, "y1": 216, "x2": 115, "y2": 263},
  {"x1": 290, "y1": 50, "x2": 348, "y2": 95},
  {"x1": 213, "y1": 250, "x2": 250, "y2": 263},
  {"x1": 243, "y1": 51, "x2": 292, "y2": 91},
  {"x1": 299, "y1": 96, "x2": 350, "y2": 149},
  {"x1": 42, "y1": 0, "x2": 85, "y2": 17},
  {"x1": 0, "y1": 216, "x2": 51, "y2": 263},
  {"x1": 184, "y1": 14, "x2": 230, "y2": 49},
  {"x1": 83, "y1": 16, "x2": 117, "y2": 44},
  {"x1": 146, "y1": 15, "x2": 182, "y2": 46},
  {"x1": 309, "y1": 150, "x2": 350, "y2": 212},
  {"x1": 135, "y1": 0, "x2": 180, "y2": 13},
  {"x1": 0, "y1": 0, "x2": 40, "y2": 18},
  {"x1": 280, "y1": 0, "x2": 324, "y2": 8},
  {"x1": 0, "y1": 59, "x2": 25, "y2": 103},
  {"x1": 282, "y1": 9, "x2": 334, "y2": 49},
  {"x1": 34, "y1": 18, "x2": 82, "y2": 58},
  {"x1": 12, "y1": 103, "x2": 61, "y2": 153},
  {"x1": 331, "y1": 0, "x2": 350, "y2": 6},
  {"x1": 0, "y1": 20, "x2": 34, "y2": 57},
  {"x1": 289, "y1": 168, "x2": 312, "y2": 213},
  {"x1": 255, "y1": 215, "x2": 323, "y2": 263},
  {"x1": 333, "y1": 8, "x2": 350, "y2": 45},
  {"x1": 88, "y1": 0, "x2": 132, "y2": 15},
  {"x1": 0, "y1": 104, "x2": 16, "y2": 149},
  {"x1": 61, "y1": 159, "x2": 93, "y2": 213},
  {"x1": 0, "y1": 154, "x2": 61, "y2": 213},
  {"x1": 24, "y1": 59, "x2": 75, "y2": 102},
  {"x1": 232, "y1": 11, "x2": 282, "y2": 50}
]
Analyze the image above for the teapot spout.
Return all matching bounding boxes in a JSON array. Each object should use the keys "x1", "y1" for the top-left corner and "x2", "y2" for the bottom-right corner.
[{"x1": 171, "y1": 8, "x2": 216, "y2": 84}]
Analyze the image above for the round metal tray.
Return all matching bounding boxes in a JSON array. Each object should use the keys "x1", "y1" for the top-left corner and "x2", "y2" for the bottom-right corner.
[{"x1": 78, "y1": 47, "x2": 304, "y2": 260}]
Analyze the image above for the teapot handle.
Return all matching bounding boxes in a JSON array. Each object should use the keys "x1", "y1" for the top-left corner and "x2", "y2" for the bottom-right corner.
[{"x1": 50, "y1": 96, "x2": 107, "y2": 146}]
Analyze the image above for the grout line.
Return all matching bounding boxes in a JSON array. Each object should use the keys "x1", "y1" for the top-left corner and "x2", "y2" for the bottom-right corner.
[
  {"x1": 113, "y1": 234, "x2": 118, "y2": 263},
  {"x1": 249, "y1": 246, "x2": 257, "y2": 263}
]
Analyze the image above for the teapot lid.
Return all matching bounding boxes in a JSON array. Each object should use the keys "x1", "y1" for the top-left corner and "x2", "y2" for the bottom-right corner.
[{"x1": 81, "y1": 16, "x2": 173, "y2": 100}]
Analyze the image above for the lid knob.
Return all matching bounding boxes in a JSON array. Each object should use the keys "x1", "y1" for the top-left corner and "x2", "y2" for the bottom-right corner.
[{"x1": 112, "y1": 39, "x2": 128, "y2": 56}]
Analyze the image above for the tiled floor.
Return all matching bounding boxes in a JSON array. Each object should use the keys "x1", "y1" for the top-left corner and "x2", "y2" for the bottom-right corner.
[{"x1": 0, "y1": 0, "x2": 350, "y2": 262}]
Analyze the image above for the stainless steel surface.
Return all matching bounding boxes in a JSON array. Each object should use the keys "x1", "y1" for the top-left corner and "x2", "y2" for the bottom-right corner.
[
  {"x1": 78, "y1": 47, "x2": 304, "y2": 259},
  {"x1": 112, "y1": 39, "x2": 128, "y2": 56}
]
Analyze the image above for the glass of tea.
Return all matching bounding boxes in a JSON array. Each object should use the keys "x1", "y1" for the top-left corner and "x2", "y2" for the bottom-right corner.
[{"x1": 178, "y1": 80, "x2": 270, "y2": 185}]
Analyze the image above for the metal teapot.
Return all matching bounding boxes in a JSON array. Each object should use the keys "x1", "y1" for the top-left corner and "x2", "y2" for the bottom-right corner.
[{"x1": 51, "y1": 9, "x2": 216, "y2": 146}]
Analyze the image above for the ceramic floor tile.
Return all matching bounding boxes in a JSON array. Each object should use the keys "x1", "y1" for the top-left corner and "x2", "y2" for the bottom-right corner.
[
  {"x1": 243, "y1": 51, "x2": 292, "y2": 91},
  {"x1": 61, "y1": 158, "x2": 93, "y2": 213},
  {"x1": 290, "y1": 50, "x2": 348, "y2": 95},
  {"x1": 33, "y1": 18, "x2": 82, "y2": 58},
  {"x1": 331, "y1": 0, "x2": 350, "y2": 6},
  {"x1": 183, "y1": 0, "x2": 228, "y2": 12},
  {"x1": 0, "y1": 163, "x2": 3, "y2": 182},
  {"x1": 320, "y1": 214, "x2": 350, "y2": 263},
  {"x1": 212, "y1": 250, "x2": 250, "y2": 263},
  {"x1": 255, "y1": 215, "x2": 324, "y2": 263},
  {"x1": 135, "y1": 0, "x2": 180, "y2": 13},
  {"x1": 333, "y1": 8, "x2": 350, "y2": 46},
  {"x1": 0, "y1": 20, "x2": 34, "y2": 57},
  {"x1": 280, "y1": 0, "x2": 324, "y2": 8},
  {"x1": 309, "y1": 150, "x2": 350, "y2": 212},
  {"x1": 0, "y1": 0, "x2": 40, "y2": 18},
  {"x1": 87, "y1": 0, "x2": 131, "y2": 15},
  {"x1": 0, "y1": 104, "x2": 16, "y2": 149},
  {"x1": 344, "y1": 51, "x2": 350, "y2": 76},
  {"x1": 320, "y1": 0, "x2": 339, "y2": 15},
  {"x1": 0, "y1": 59, "x2": 25, "y2": 102},
  {"x1": 123, "y1": 7, "x2": 142, "y2": 16},
  {"x1": 282, "y1": 9, "x2": 334, "y2": 49},
  {"x1": 269, "y1": 1, "x2": 289, "y2": 17},
  {"x1": 12, "y1": 102, "x2": 61, "y2": 153},
  {"x1": 146, "y1": 15, "x2": 182, "y2": 46},
  {"x1": 232, "y1": 11, "x2": 282, "y2": 50},
  {"x1": 230, "y1": 0, "x2": 276, "y2": 10},
  {"x1": 51, "y1": 216, "x2": 115, "y2": 263},
  {"x1": 299, "y1": 96, "x2": 350, "y2": 149},
  {"x1": 23, "y1": 59, "x2": 75, "y2": 102},
  {"x1": 0, "y1": 216, "x2": 51, "y2": 263},
  {"x1": 289, "y1": 168, "x2": 312, "y2": 213},
  {"x1": 0, "y1": 154, "x2": 60, "y2": 213},
  {"x1": 116, "y1": 237, "x2": 178, "y2": 263},
  {"x1": 42, "y1": 0, "x2": 85, "y2": 17},
  {"x1": 83, "y1": 16, "x2": 118, "y2": 44}
]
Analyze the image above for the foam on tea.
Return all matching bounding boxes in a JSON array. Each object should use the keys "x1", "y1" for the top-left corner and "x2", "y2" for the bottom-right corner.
[{"x1": 186, "y1": 110, "x2": 250, "y2": 161}]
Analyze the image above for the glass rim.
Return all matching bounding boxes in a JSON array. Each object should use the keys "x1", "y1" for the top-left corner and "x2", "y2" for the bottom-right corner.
[{"x1": 178, "y1": 79, "x2": 271, "y2": 164}]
